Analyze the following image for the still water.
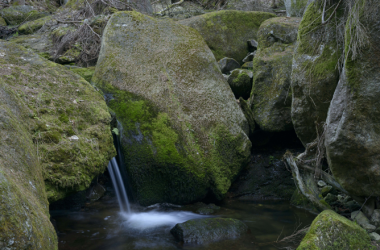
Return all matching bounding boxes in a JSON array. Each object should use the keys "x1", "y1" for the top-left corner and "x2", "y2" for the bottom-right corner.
[{"x1": 52, "y1": 195, "x2": 315, "y2": 250}]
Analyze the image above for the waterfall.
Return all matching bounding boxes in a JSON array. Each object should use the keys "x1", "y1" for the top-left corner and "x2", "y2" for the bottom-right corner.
[{"x1": 108, "y1": 157, "x2": 131, "y2": 213}]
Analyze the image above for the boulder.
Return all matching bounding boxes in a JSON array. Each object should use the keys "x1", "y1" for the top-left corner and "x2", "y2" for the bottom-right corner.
[
  {"x1": 242, "y1": 61, "x2": 253, "y2": 69},
  {"x1": 298, "y1": 210, "x2": 374, "y2": 250},
  {"x1": 225, "y1": 0, "x2": 277, "y2": 12},
  {"x1": 0, "y1": 41, "x2": 115, "y2": 203},
  {"x1": 324, "y1": 2, "x2": 380, "y2": 198},
  {"x1": 242, "y1": 51, "x2": 256, "y2": 63},
  {"x1": 65, "y1": 0, "x2": 153, "y2": 13},
  {"x1": 291, "y1": 0, "x2": 343, "y2": 146},
  {"x1": 218, "y1": 57, "x2": 241, "y2": 74},
  {"x1": 18, "y1": 16, "x2": 52, "y2": 35},
  {"x1": 227, "y1": 69, "x2": 253, "y2": 99},
  {"x1": 0, "y1": 16, "x2": 6, "y2": 26},
  {"x1": 351, "y1": 211, "x2": 370, "y2": 227},
  {"x1": 170, "y1": 218, "x2": 248, "y2": 244},
  {"x1": 0, "y1": 44, "x2": 58, "y2": 249},
  {"x1": 284, "y1": 0, "x2": 313, "y2": 17},
  {"x1": 178, "y1": 10, "x2": 276, "y2": 63},
  {"x1": 93, "y1": 11, "x2": 251, "y2": 205},
  {"x1": 0, "y1": 6, "x2": 48, "y2": 25},
  {"x1": 251, "y1": 17, "x2": 300, "y2": 132},
  {"x1": 371, "y1": 210, "x2": 380, "y2": 228}
]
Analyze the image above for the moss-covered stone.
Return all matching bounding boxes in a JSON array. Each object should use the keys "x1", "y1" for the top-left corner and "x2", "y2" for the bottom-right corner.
[
  {"x1": 291, "y1": 1, "x2": 343, "y2": 146},
  {"x1": 0, "y1": 16, "x2": 6, "y2": 26},
  {"x1": 0, "y1": 6, "x2": 49, "y2": 25},
  {"x1": 251, "y1": 17, "x2": 300, "y2": 132},
  {"x1": 63, "y1": 0, "x2": 152, "y2": 13},
  {"x1": 18, "y1": 15, "x2": 52, "y2": 35},
  {"x1": 0, "y1": 44, "x2": 57, "y2": 249},
  {"x1": 68, "y1": 66, "x2": 96, "y2": 82},
  {"x1": 0, "y1": 41, "x2": 115, "y2": 203},
  {"x1": 93, "y1": 11, "x2": 251, "y2": 205},
  {"x1": 325, "y1": 2, "x2": 380, "y2": 198},
  {"x1": 227, "y1": 69, "x2": 253, "y2": 99},
  {"x1": 298, "y1": 210, "x2": 374, "y2": 250},
  {"x1": 178, "y1": 10, "x2": 276, "y2": 63}
]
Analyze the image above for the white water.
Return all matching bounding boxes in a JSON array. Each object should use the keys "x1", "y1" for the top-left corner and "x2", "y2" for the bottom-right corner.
[
  {"x1": 107, "y1": 154, "x2": 206, "y2": 231},
  {"x1": 107, "y1": 157, "x2": 131, "y2": 213},
  {"x1": 120, "y1": 210, "x2": 204, "y2": 230}
]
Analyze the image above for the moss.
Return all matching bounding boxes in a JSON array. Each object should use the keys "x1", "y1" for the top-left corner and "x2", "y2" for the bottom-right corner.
[
  {"x1": 18, "y1": 15, "x2": 52, "y2": 35},
  {"x1": 0, "y1": 16, "x2": 6, "y2": 26},
  {"x1": 298, "y1": 210, "x2": 374, "y2": 250},
  {"x1": 69, "y1": 67, "x2": 96, "y2": 82},
  {"x1": 0, "y1": 6, "x2": 48, "y2": 26}
]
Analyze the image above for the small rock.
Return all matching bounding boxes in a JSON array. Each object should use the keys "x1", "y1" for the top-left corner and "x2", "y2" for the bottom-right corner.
[
  {"x1": 369, "y1": 232, "x2": 380, "y2": 242},
  {"x1": 242, "y1": 61, "x2": 253, "y2": 69},
  {"x1": 87, "y1": 183, "x2": 106, "y2": 202},
  {"x1": 317, "y1": 180, "x2": 327, "y2": 187},
  {"x1": 222, "y1": 74, "x2": 229, "y2": 80},
  {"x1": 343, "y1": 195, "x2": 353, "y2": 203},
  {"x1": 352, "y1": 211, "x2": 370, "y2": 227},
  {"x1": 321, "y1": 185, "x2": 332, "y2": 197},
  {"x1": 218, "y1": 57, "x2": 240, "y2": 74},
  {"x1": 242, "y1": 51, "x2": 256, "y2": 63},
  {"x1": 324, "y1": 193, "x2": 337, "y2": 204},
  {"x1": 337, "y1": 194, "x2": 345, "y2": 203},
  {"x1": 346, "y1": 200, "x2": 361, "y2": 212},
  {"x1": 68, "y1": 135, "x2": 79, "y2": 141},
  {"x1": 227, "y1": 69, "x2": 253, "y2": 99},
  {"x1": 362, "y1": 223, "x2": 376, "y2": 233},
  {"x1": 247, "y1": 39, "x2": 258, "y2": 50},
  {"x1": 170, "y1": 218, "x2": 248, "y2": 244},
  {"x1": 196, "y1": 207, "x2": 215, "y2": 215},
  {"x1": 371, "y1": 209, "x2": 380, "y2": 227}
]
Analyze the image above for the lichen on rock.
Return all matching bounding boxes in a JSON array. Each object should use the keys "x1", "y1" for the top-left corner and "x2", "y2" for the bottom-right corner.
[{"x1": 93, "y1": 11, "x2": 251, "y2": 205}]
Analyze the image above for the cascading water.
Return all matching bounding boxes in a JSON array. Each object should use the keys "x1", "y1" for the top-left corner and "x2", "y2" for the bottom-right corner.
[{"x1": 107, "y1": 157, "x2": 131, "y2": 213}]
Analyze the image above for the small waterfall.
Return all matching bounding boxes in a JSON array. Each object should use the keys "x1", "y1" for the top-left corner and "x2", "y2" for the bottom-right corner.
[{"x1": 108, "y1": 157, "x2": 131, "y2": 213}]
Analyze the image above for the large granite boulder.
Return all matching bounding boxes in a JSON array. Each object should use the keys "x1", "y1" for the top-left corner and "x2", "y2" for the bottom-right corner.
[
  {"x1": 284, "y1": 0, "x2": 313, "y2": 17},
  {"x1": 291, "y1": 0, "x2": 343, "y2": 146},
  {"x1": 325, "y1": 3, "x2": 380, "y2": 198},
  {"x1": 0, "y1": 41, "x2": 115, "y2": 203},
  {"x1": 93, "y1": 11, "x2": 251, "y2": 205},
  {"x1": 178, "y1": 10, "x2": 276, "y2": 63},
  {"x1": 298, "y1": 210, "x2": 374, "y2": 250},
  {"x1": 250, "y1": 17, "x2": 300, "y2": 132},
  {"x1": 0, "y1": 6, "x2": 48, "y2": 25},
  {"x1": 170, "y1": 218, "x2": 248, "y2": 244}
]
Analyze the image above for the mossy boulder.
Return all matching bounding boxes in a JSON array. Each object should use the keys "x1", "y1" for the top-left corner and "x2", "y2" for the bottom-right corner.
[
  {"x1": 225, "y1": 0, "x2": 277, "y2": 12},
  {"x1": 0, "y1": 41, "x2": 115, "y2": 203},
  {"x1": 284, "y1": 0, "x2": 313, "y2": 17},
  {"x1": 227, "y1": 69, "x2": 253, "y2": 99},
  {"x1": 298, "y1": 210, "x2": 374, "y2": 250},
  {"x1": 0, "y1": 16, "x2": 6, "y2": 26},
  {"x1": 325, "y1": 3, "x2": 380, "y2": 198},
  {"x1": 93, "y1": 11, "x2": 251, "y2": 205},
  {"x1": 68, "y1": 66, "x2": 96, "y2": 82},
  {"x1": 64, "y1": 0, "x2": 152, "y2": 13},
  {"x1": 0, "y1": 6, "x2": 48, "y2": 25},
  {"x1": 170, "y1": 218, "x2": 248, "y2": 244},
  {"x1": 291, "y1": 1, "x2": 343, "y2": 146},
  {"x1": 0, "y1": 43, "x2": 58, "y2": 249},
  {"x1": 251, "y1": 17, "x2": 300, "y2": 132},
  {"x1": 18, "y1": 15, "x2": 52, "y2": 35},
  {"x1": 178, "y1": 10, "x2": 276, "y2": 63}
]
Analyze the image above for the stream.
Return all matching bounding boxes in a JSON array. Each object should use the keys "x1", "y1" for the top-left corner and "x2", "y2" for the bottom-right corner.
[{"x1": 51, "y1": 196, "x2": 315, "y2": 250}]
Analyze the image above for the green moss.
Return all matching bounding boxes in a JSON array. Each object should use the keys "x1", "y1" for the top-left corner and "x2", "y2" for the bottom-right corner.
[
  {"x1": 298, "y1": 210, "x2": 374, "y2": 250},
  {"x1": 0, "y1": 16, "x2": 6, "y2": 26},
  {"x1": 69, "y1": 67, "x2": 96, "y2": 82},
  {"x1": 18, "y1": 16, "x2": 52, "y2": 35}
]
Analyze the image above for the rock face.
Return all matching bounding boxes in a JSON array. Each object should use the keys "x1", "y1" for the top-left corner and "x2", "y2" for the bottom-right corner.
[
  {"x1": 93, "y1": 11, "x2": 251, "y2": 205},
  {"x1": 325, "y1": 4, "x2": 380, "y2": 198},
  {"x1": 0, "y1": 42, "x2": 58, "y2": 249},
  {"x1": 251, "y1": 17, "x2": 300, "y2": 132},
  {"x1": 298, "y1": 210, "x2": 374, "y2": 250},
  {"x1": 0, "y1": 41, "x2": 115, "y2": 203},
  {"x1": 170, "y1": 218, "x2": 248, "y2": 244},
  {"x1": 291, "y1": 0, "x2": 342, "y2": 146},
  {"x1": 0, "y1": 6, "x2": 48, "y2": 25},
  {"x1": 178, "y1": 10, "x2": 276, "y2": 63},
  {"x1": 284, "y1": 0, "x2": 313, "y2": 17}
]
